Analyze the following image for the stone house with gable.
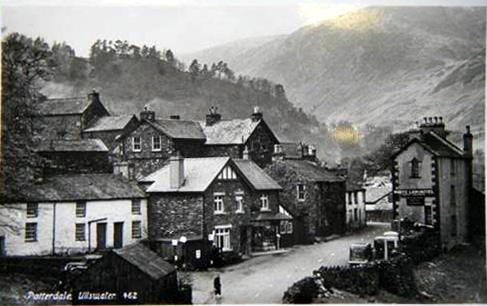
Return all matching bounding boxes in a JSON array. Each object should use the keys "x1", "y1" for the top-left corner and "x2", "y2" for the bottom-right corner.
[
  {"x1": 139, "y1": 155, "x2": 291, "y2": 267},
  {"x1": 265, "y1": 158, "x2": 346, "y2": 244},
  {"x1": 0, "y1": 173, "x2": 147, "y2": 256},
  {"x1": 82, "y1": 114, "x2": 139, "y2": 150},
  {"x1": 392, "y1": 117, "x2": 473, "y2": 250},
  {"x1": 33, "y1": 91, "x2": 110, "y2": 141},
  {"x1": 117, "y1": 108, "x2": 207, "y2": 178},
  {"x1": 201, "y1": 106, "x2": 280, "y2": 168}
]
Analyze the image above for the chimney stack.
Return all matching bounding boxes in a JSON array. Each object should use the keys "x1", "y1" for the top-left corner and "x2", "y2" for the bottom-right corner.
[
  {"x1": 206, "y1": 106, "x2": 222, "y2": 126},
  {"x1": 463, "y1": 125, "x2": 473, "y2": 159},
  {"x1": 251, "y1": 106, "x2": 263, "y2": 122},
  {"x1": 140, "y1": 105, "x2": 156, "y2": 122},
  {"x1": 170, "y1": 151, "x2": 185, "y2": 189},
  {"x1": 87, "y1": 90, "x2": 100, "y2": 104},
  {"x1": 418, "y1": 115, "x2": 448, "y2": 139},
  {"x1": 243, "y1": 146, "x2": 250, "y2": 160},
  {"x1": 113, "y1": 162, "x2": 135, "y2": 180}
]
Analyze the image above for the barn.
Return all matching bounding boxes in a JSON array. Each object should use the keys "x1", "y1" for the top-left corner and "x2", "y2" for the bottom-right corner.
[{"x1": 71, "y1": 243, "x2": 184, "y2": 305}]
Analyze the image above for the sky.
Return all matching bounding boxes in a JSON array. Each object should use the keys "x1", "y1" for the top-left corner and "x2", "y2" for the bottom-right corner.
[{"x1": 2, "y1": 0, "x2": 487, "y2": 57}]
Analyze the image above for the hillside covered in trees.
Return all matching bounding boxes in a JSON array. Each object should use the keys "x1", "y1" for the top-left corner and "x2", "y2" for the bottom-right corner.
[{"x1": 41, "y1": 38, "x2": 344, "y2": 162}]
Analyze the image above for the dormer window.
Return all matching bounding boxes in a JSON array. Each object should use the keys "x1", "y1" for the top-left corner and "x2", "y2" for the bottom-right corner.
[{"x1": 410, "y1": 158, "x2": 421, "y2": 178}]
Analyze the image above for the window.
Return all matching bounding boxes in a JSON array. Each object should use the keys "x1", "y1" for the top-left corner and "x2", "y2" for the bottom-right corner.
[
  {"x1": 235, "y1": 195, "x2": 244, "y2": 213},
  {"x1": 354, "y1": 192, "x2": 359, "y2": 205},
  {"x1": 451, "y1": 215, "x2": 457, "y2": 237},
  {"x1": 152, "y1": 136, "x2": 161, "y2": 151},
  {"x1": 348, "y1": 192, "x2": 353, "y2": 205},
  {"x1": 214, "y1": 194, "x2": 225, "y2": 214},
  {"x1": 132, "y1": 221, "x2": 142, "y2": 239},
  {"x1": 410, "y1": 158, "x2": 421, "y2": 178},
  {"x1": 214, "y1": 226, "x2": 231, "y2": 251},
  {"x1": 132, "y1": 136, "x2": 141, "y2": 152},
  {"x1": 26, "y1": 203, "x2": 38, "y2": 218},
  {"x1": 76, "y1": 201, "x2": 86, "y2": 217},
  {"x1": 297, "y1": 184, "x2": 306, "y2": 202},
  {"x1": 451, "y1": 185, "x2": 456, "y2": 207},
  {"x1": 280, "y1": 221, "x2": 293, "y2": 234},
  {"x1": 354, "y1": 208, "x2": 358, "y2": 221},
  {"x1": 260, "y1": 194, "x2": 269, "y2": 211},
  {"x1": 75, "y1": 223, "x2": 86, "y2": 241},
  {"x1": 274, "y1": 144, "x2": 282, "y2": 153},
  {"x1": 218, "y1": 166, "x2": 237, "y2": 180},
  {"x1": 450, "y1": 159, "x2": 455, "y2": 176},
  {"x1": 25, "y1": 223, "x2": 37, "y2": 242},
  {"x1": 425, "y1": 206, "x2": 432, "y2": 225},
  {"x1": 132, "y1": 199, "x2": 141, "y2": 215}
]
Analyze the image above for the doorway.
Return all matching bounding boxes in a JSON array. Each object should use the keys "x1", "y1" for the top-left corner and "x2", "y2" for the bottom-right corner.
[
  {"x1": 113, "y1": 222, "x2": 124, "y2": 249},
  {"x1": 96, "y1": 223, "x2": 107, "y2": 250}
]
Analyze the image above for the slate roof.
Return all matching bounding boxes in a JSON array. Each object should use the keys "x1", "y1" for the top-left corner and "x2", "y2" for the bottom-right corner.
[
  {"x1": 393, "y1": 131, "x2": 464, "y2": 159},
  {"x1": 142, "y1": 157, "x2": 230, "y2": 192},
  {"x1": 36, "y1": 97, "x2": 92, "y2": 115},
  {"x1": 36, "y1": 139, "x2": 108, "y2": 152},
  {"x1": 142, "y1": 157, "x2": 282, "y2": 193},
  {"x1": 365, "y1": 186, "x2": 392, "y2": 204},
  {"x1": 147, "y1": 119, "x2": 206, "y2": 140},
  {"x1": 201, "y1": 118, "x2": 260, "y2": 145},
  {"x1": 113, "y1": 243, "x2": 176, "y2": 280},
  {"x1": 84, "y1": 115, "x2": 136, "y2": 132},
  {"x1": 233, "y1": 159, "x2": 282, "y2": 191},
  {"x1": 18, "y1": 173, "x2": 145, "y2": 202},
  {"x1": 281, "y1": 160, "x2": 344, "y2": 183}
]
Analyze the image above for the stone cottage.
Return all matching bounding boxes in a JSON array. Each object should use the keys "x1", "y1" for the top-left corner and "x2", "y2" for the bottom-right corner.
[
  {"x1": 139, "y1": 155, "x2": 290, "y2": 267},
  {"x1": 265, "y1": 159, "x2": 346, "y2": 244}
]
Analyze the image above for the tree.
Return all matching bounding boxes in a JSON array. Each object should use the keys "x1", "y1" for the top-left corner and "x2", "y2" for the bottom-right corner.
[
  {"x1": 1, "y1": 33, "x2": 54, "y2": 201},
  {"x1": 165, "y1": 49, "x2": 175, "y2": 65},
  {"x1": 188, "y1": 59, "x2": 201, "y2": 82},
  {"x1": 364, "y1": 132, "x2": 410, "y2": 174}
]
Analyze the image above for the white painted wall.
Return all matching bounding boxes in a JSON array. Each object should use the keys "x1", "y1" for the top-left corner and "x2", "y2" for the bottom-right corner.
[
  {"x1": 346, "y1": 190, "x2": 366, "y2": 228},
  {"x1": 0, "y1": 199, "x2": 147, "y2": 256}
]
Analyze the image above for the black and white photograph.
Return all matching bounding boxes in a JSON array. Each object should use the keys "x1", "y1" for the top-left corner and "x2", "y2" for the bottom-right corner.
[{"x1": 0, "y1": 0, "x2": 486, "y2": 304}]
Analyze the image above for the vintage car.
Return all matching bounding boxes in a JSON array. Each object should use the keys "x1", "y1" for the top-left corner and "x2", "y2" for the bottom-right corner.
[
  {"x1": 373, "y1": 234, "x2": 399, "y2": 260},
  {"x1": 348, "y1": 243, "x2": 373, "y2": 266}
]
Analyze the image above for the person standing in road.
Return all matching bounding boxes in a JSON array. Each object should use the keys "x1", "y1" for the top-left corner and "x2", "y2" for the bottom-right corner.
[{"x1": 214, "y1": 274, "x2": 222, "y2": 298}]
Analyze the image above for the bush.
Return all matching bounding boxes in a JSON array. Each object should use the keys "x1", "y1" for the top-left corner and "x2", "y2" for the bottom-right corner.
[{"x1": 283, "y1": 277, "x2": 320, "y2": 304}]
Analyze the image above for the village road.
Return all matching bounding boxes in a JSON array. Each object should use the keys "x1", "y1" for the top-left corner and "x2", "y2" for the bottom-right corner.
[{"x1": 189, "y1": 222, "x2": 389, "y2": 304}]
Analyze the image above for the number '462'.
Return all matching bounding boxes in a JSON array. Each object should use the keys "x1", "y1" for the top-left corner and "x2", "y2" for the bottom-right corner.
[{"x1": 123, "y1": 292, "x2": 138, "y2": 300}]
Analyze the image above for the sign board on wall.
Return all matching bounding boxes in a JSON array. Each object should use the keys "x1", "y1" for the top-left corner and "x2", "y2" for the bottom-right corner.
[
  {"x1": 406, "y1": 197, "x2": 425, "y2": 206},
  {"x1": 394, "y1": 189, "x2": 434, "y2": 197}
]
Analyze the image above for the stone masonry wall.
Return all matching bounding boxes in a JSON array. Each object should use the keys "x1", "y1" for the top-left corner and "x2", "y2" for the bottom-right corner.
[
  {"x1": 246, "y1": 122, "x2": 278, "y2": 168},
  {"x1": 33, "y1": 115, "x2": 83, "y2": 140},
  {"x1": 148, "y1": 193, "x2": 204, "y2": 239}
]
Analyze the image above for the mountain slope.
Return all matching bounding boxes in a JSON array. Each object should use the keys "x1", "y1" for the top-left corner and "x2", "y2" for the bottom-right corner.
[{"x1": 184, "y1": 6, "x2": 485, "y2": 136}]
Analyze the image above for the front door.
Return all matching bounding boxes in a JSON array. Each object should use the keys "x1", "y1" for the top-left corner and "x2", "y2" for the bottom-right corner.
[
  {"x1": 114, "y1": 222, "x2": 124, "y2": 249},
  {"x1": 96, "y1": 223, "x2": 107, "y2": 250},
  {"x1": 0, "y1": 237, "x2": 5, "y2": 256}
]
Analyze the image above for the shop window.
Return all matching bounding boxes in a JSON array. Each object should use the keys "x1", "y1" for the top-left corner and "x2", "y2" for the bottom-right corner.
[{"x1": 214, "y1": 227, "x2": 231, "y2": 251}]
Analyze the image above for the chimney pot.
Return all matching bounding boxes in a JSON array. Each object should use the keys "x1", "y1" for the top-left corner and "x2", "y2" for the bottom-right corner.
[
  {"x1": 434, "y1": 116, "x2": 438, "y2": 123},
  {"x1": 251, "y1": 106, "x2": 263, "y2": 122},
  {"x1": 170, "y1": 115, "x2": 180, "y2": 120}
]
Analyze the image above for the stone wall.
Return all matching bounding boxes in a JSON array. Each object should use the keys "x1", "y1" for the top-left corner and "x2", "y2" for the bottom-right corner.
[
  {"x1": 148, "y1": 193, "x2": 205, "y2": 239},
  {"x1": 203, "y1": 144, "x2": 242, "y2": 159},
  {"x1": 246, "y1": 122, "x2": 279, "y2": 168},
  {"x1": 41, "y1": 151, "x2": 112, "y2": 175}
]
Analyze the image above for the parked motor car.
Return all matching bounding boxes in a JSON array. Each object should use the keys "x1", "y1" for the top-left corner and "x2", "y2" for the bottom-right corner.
[
  {"x1": 349, "y1": 243, "x2": 373, "y2": 266},
  {"x1": 373, "y1": 235, "x2": 399, "y2": 260}
]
